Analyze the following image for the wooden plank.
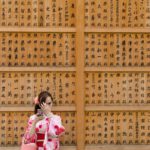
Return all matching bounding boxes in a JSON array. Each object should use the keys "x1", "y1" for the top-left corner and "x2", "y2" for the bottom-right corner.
[
  {"x1": 1, "y1": 105, "x2": 149, "y2": 112},
  {"x1": 76, "y1": 0, "x2": 85, "y2": 149},
  {"x1": 85, "y1": 145, "x2": 150, "y2": 150},
  {"x1": 0, "y1": 0, "x2": 149, "y2": 148},
  {"x1": 0, "y1": 146, "x2": 77, "y2": 150},
  {"x1": 85, "y1": 67, "x2": 150, "y2": 72},
  {"x1": 0, "y1": 106, "x2": 76, "y2": 112},
  {"x1": 0, "y1": 67, "x2": 76, "y2": 72},
  {"x1": 85, "y1": 106, "x2": 150, "y2": 111},
  {"x1": 0, "y1": 27, "x2": 76, "y2": 32},
  {"x1": 85, "y1": 28, "x2": 150, "y2": 33},
  {"x1": 1, "y1": 145, "x2": 150, "y2": 150}
]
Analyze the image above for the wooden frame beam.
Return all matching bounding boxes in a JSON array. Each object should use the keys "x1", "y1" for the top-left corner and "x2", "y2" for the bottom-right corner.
[
  {"x1": 85, "y1": 27, "x2": 150, "y2": 33},
  {"x1": 2, "y1": 145, "x2": 150, "y2": 150},
  {"x1": 0, "y1": 146, "x2": 76, "y2": 150},
  {"x1": 0, "y1": 106, "x2": 76, "y2": 112},
  {"x1": 0, "y1": 27, "x2": 76, "y2": 33},
  {"x1": 85, "y1": 67, "x2": 150, "y2": 72},
  {"x1": 0, "y1": 67, "x2": 76, "y2": 72},
  {"x1": 76, "y1": 0, "x2": 85, "y2": 149},
  {"x1": 85, "y1": 105, "x2": 150, "y2": 111},
  {"x1": 1, "y1": 105, "x2": 149, "y2": 112},
  {"x1": 85, "y1": 145, "x2": 150, "y2": 150}
]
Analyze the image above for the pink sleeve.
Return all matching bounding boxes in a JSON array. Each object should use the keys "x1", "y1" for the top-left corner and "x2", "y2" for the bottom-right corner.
[
  {"x1": 23, "y1": 115, "x2": 37, "y2": 143},
  {"x1": 49, "y1": 115, "x2": 65, "y2": 137}
]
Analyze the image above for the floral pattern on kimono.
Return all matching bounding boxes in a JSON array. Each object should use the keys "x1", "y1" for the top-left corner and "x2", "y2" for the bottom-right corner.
[{"x1": 23, "y1": 114, "x2": 65, "y2": 150}]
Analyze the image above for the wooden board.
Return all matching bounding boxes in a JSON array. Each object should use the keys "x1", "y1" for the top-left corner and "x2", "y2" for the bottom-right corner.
[{"x1": 0, "y1": 0, "x2": 149, "y2": 150}]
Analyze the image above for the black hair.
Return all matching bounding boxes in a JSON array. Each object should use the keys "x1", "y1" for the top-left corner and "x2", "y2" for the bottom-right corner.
[{"x1": 34, "y1": 91, "x2": 53, "y2": 114}]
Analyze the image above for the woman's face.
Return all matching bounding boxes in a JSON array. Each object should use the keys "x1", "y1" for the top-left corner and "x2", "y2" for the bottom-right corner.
[{"x1": 45, "y1": 96, "x2": 53, "y2": 111}]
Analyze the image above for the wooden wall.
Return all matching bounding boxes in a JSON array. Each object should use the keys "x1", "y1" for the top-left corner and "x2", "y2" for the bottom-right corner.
[{"x1": 0, "y1": 0, "x2": 149, "y2": 150}]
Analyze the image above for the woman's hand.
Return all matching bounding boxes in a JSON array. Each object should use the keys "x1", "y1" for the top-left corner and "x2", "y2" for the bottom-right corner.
[
  {"x1": 28, "y1": 115, "x2": 44, "y2": 136},
  {"x1": 40, "y1": 102, "x2": 51, "y2": 116}
]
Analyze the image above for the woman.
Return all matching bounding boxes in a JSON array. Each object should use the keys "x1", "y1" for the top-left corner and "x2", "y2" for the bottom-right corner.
[{"x1": 23, "y1": 91, "x2": 65, "y2": 150}]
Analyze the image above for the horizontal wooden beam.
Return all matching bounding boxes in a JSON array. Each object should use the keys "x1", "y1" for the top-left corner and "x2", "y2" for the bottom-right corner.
[
  {"x1": 85, "y1": 67, "x2": 150, "y2": 72},
  {"x1": 0, "y1": 146, "x2": 76, "y2": 150},
  {"x1": 0, "y1": 67, "x2": 76, "y2": 72},
  {"x1": 85, "y1": 145, "x2": 150, "y2": 150},
  {"x1": 0, "y1": 67, "x2": 149, "y2": 72},
  {"x1": 85, "y1": 27, "x2": 150, "y2": 33},
  {"x1": 85, "y1": 105, "x2": 150, "y2": 111},
  {"x1": 0, "y1": 27, "x2": 76, "y2": 33},
  {"x1": 0, "y1": 105, "x2": 149, "y2": 112},
  {"x1": 0, "y1": 106, "x2": 76, "y2": 112},
  {"x1": 2, "y1": 27, "x2": 150, "y2": 33},
  {"x1": 1, "y1": 145, "x2": 150, "y2": 150}
]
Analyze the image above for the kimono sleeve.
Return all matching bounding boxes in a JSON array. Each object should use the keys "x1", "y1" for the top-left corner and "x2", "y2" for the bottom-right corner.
[
  {"x1": 23, "y1": 115, "x2": 37, "y2": 143},
  {"x1": 48, "y1": 115, "x2": 65, "y2": 137}
]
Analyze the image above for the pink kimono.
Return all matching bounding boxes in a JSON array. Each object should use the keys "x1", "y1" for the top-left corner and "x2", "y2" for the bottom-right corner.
[{"x1": 24, "y1": 114, "x2": 65, "y2": 150}]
